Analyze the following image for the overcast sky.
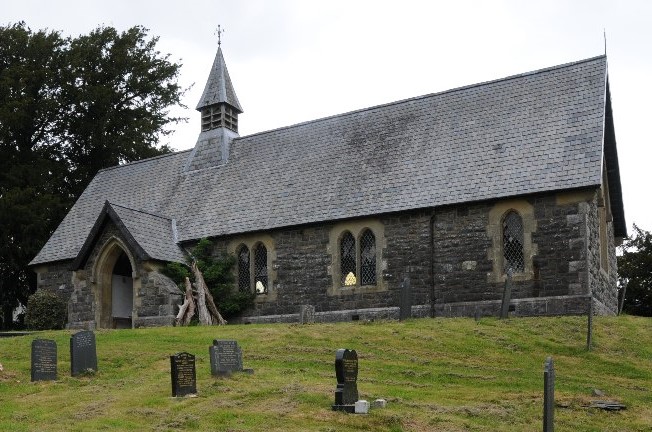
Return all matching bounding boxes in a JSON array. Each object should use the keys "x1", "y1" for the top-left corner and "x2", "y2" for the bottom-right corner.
[{"x1": 5, "y1": 0, "x2": 652, "y2": 233}]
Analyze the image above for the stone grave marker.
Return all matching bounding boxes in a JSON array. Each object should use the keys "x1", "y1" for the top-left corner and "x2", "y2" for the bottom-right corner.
[
  {"x1": 399, "y1": 275, "x2": 412, "y2": 321},
  {"x1": 210, "y1": 340, "x2": 253, "y2": 376},
  {"x1": 543, "y1": 356, "x2": 555, "y2": 432},
  {"x1": 70, "y1": 330, "x2": 98, "y2": 376},
  {"x1": 500, "y1": 271, "x2": 513, "y2": 319},
  {"x1": 31, "y1": 339, "x2": 57, "y2": 382},
  {"x1": 300, "y1": 304, "x2": 315, "y2": 324},
  {"x1": 170, "y1": 352, "x2": 197, "y2": 397},
  {"x1": 332, "y1": 348, "x2": 359, "y2": 412}
]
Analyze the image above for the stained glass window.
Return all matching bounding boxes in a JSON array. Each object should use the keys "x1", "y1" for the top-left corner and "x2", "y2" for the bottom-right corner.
[{"x1": 340, "y1": 231, "x2": 356, "y2": 285}]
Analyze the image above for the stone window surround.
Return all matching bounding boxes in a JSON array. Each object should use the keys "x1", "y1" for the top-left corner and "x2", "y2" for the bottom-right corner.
[
  {"x1": 487, "y1": 200, "x2": 537, "y2": 283},
  {"x1": 227, "y1": 234, "x2": 277, "y2": 302},
  {"x1": 327, "y1": 219, "x2": 387, "y2": 296}
]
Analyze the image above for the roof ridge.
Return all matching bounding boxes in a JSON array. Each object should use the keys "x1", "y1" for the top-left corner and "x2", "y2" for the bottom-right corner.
[
  {"x1": 238, "y1": 55, "x2": 607, "y2": 141},
  {"x1": 107, "y1": 201, "x2": 173, "y2": 222},
  {"x1": 98, "y1": 149, "x2": 192, "y2": 173}
]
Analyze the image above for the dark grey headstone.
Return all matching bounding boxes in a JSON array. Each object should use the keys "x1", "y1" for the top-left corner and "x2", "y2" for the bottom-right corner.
[
  {"x1": 70, "y1": 330, "x2": 97, "y2": 376},
  {"x1": 31, "y1": 339, "x2": 57, "y2": 382},
  {"x1": 332, "y1": 348, "x2": 359, "y2": 412},
  {"x1": 500, "y1": 272, "x2": 513, "y2": 319},
  {"x1": 399, "y1": 276, "x2": 412, "y2": 321},
  {"x1": 210, "y1": 340, "x2": 252, "y2": 376},
  {"x1": 543, "y1": 356, "x2": 555, "y2": 432},
  {"x1": 300, "y1": 305, "x2": 315, "y2": 324},
  {"x1": 170, "y1": 352, "x2": 197, "y2": 397}
]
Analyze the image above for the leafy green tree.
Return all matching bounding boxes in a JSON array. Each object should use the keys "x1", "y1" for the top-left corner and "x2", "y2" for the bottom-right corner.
[
  {"x1": 0, "y1": 22, "x2": 186, "y2": 329},
  {"x1": 618, "y1": 224, "x2": 652, "y2": 317}
]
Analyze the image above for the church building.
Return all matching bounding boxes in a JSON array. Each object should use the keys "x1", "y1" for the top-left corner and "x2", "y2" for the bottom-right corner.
[{"x1": 30, "y1": 45, "x2": 626, "y2": 329}]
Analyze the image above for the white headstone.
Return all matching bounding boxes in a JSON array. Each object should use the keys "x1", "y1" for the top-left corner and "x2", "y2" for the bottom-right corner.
[{"x1": 354, "y1": 400, "x2": 369, "y2": 414}]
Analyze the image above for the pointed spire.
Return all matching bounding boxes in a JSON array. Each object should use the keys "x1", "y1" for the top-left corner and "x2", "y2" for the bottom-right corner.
[{"x1": 196, "y1": 46, "x2": 243, "y2": 113}]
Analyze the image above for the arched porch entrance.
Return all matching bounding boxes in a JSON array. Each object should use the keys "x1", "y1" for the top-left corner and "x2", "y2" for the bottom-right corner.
[
  {"x1": 93, "y1": 239, "x2": 136, "y2": 329},
  {"x1": 111, "y1": 252, "x2": 133, "y2": 329}
]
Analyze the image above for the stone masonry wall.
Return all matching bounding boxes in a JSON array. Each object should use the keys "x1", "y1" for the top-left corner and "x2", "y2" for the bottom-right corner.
[
  {"x1": 34, "y1": 188, "x2": 619, "y2": 326},
  {"x1": 432, "y1": 203, "x2": 494, "y2": 303},
  {"x1": 197, "y1": 190, "x2": 618, "y2": 321},
  {"x1": 430, "y1": 190, "x2": 610, "y2": 316},
  {"x1": 531, "y1": 193, "x2": 588, "y2": 298},
  {"x1": 34, "y1": 260, "x2": 74, "y2": 300},
  {"x1": 586, "y1": 193, "x2": 619, "y2": 315},
  {"x1": 67, "y1": 221, "x2": 181, "y2": 328},
  {"x1": 202, "y1": 210, "x2": 433, "y2": 321}
]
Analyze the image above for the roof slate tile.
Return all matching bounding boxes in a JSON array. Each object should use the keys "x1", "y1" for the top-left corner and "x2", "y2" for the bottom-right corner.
[{"x1": 32, "y1": 56, "x2": 610, "y2": 266}]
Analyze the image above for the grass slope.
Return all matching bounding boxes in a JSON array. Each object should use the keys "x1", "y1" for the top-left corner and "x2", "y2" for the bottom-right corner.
[{"x1": 0, "y1": 316, "x2": 650, "y2": 431}]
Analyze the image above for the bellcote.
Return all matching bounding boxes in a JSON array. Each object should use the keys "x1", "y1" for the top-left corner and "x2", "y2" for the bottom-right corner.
[
  {"x1": 196, "y1": 46, "x2": 243, "y2": 133},
  {"x1": 186, "y1": 45, "x2": 242, "y2": 172}
]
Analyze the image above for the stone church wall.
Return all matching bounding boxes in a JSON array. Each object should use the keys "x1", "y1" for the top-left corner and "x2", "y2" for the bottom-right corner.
[
  {"x1": 33, "y1": 188, "x2": 619, "y2": 327},
  {"x1": 586, "y1": 193, "x2": 620, "y2": 315},
  {"x1": 431, "y1": 189, "x2": 613, "y2": 317},
  {"x1": 33, "y1": 260, "x2": 74, "y2": 301},
  {"x1": 35, "y1": 221, "x2": 181, "y2": 329},
  {"x1": 208, "y1": 210, "x2": 434, "y2": 322},
  {"x1": 202, "y1": 188, "x2": 618, "y2": 322}
]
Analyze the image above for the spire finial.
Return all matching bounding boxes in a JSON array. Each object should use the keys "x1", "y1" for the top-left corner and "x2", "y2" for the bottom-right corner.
[{"x1": 215, "y1": 25, "x2": 224, "y2": 47}]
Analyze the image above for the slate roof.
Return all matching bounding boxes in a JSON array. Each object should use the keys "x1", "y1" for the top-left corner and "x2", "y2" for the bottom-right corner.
[
  {"x1": 195, "y1": 47, "x2": 243, "y2": 112},
  {"x1": 31, "y1": 55, "x2": 625, "y2": 266},
  {"x1": 71, "y1": 202, "x2": 186, "y2": 268}
]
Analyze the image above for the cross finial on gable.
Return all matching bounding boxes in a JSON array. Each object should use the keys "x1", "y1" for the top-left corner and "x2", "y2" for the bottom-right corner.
[{"x1": 215, "y1": 25, "x2": 224, "y2": 47}]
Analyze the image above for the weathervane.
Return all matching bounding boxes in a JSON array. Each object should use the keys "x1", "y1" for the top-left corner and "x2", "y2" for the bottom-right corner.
[{"x1": 215, "y1": 25, "x2": 224, "y2": 47}]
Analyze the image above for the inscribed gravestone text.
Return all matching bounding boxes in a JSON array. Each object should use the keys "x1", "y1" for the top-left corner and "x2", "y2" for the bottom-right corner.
[
  {"x1": 210, "y1": 339, "x2": 252, "y2": 376},
  {"x1": 70, "y1": 331, "x2": 98, "y2": 376},
  {"x1": 31, "y1": 339, "x2": 57, "y2": 382},
  {"x1": 332, "y1": 348, "x2": 359, "y2": 412},
  {"x1": 170, "y1": 352, "x2": 197, "y2": 397}
]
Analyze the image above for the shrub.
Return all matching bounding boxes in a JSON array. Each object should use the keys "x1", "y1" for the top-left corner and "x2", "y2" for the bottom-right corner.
[
  {"x1": 163, "y1": 238, "x2": 254, "y2": 320},
  {"x1": 25, "y1": 290, "x2": 67, "y2": 330}
]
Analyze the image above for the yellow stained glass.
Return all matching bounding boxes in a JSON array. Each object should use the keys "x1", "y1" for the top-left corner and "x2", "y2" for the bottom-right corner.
[
  {"x1": 344, "y1": 272, "x2": 357, "y2": 286},
  {"x1": 255, "y1": 280, "x2": 266, "y2": 294}
]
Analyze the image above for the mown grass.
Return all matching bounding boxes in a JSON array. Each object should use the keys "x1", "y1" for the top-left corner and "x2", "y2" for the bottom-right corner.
[{"x1": 0, "y1": 315, "x2": 650, "y2": 431}]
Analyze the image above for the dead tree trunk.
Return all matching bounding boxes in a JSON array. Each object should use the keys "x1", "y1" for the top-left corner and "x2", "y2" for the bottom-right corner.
[
  {"x1": 176, "y1": 277, "x2": 196, "y2": 326},
  {"x1": 191, "y1": 262, "x2": 227, "y2": 325}
]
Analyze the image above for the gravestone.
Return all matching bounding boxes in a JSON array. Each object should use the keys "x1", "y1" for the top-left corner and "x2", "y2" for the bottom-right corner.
[
  {"x1": 31, "y1": 339, "x2": 57, "y2": 382},
  {"x1": 543, "y1": 356, "x2": 555, "y2": 432},
  {"x1": 170, "y1": 352, "x2": 197, "y2": 397},
  {"x1": 209, "y1": 340, "x2": 253, "y2": 376},
  {"x1": 332, "y1": 348, "x2": 359, "y2": 413},
  {"x1": 70, "y1": 330, "x2": 98, "y2": 376},
  {"x1": 300, "y1": 305, "x2": 315, "y2": 324},
  {"x1": 500, "y1": 271, "x2": 513, "y2": 319},
  {"x1": 399, "y1": 276, "x2": 412, "y2": 321}
]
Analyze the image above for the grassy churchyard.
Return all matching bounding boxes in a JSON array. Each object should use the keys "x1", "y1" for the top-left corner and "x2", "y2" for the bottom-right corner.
[{"x1": 0, "y1": 315, "x2": 650, "y2": 431}]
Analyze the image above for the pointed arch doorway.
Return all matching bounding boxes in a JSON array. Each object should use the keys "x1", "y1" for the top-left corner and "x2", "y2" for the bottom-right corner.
[
  {"x1": 93, "y1": 239, "x2": 136, "y2": 329},
  {"x1": 111, "y1": 252, "x2": 134, "y2": 329}
]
